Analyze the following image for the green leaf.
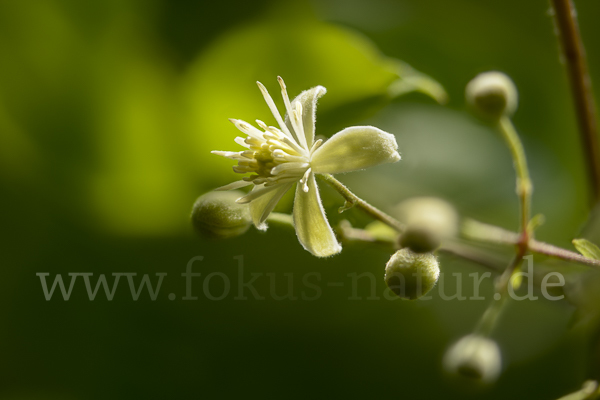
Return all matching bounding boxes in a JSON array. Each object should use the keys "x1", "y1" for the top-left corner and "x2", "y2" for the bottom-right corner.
[
  {"x1": 527, "y1": 213, "x2": 546, "y2": 233},
  {"x1": 573, "y1": 238, "x2": 600, "y2": 260},
  {"x1": 387, "y1": 60, "x2": 448, "y2": 104}
]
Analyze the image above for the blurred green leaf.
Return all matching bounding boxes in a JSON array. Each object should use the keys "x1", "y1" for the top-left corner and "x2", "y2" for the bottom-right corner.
[
  {"x1": 528, "y1": 213, "x2": 546, "y2": 233},
  {"x1": 573, "y1": 239, "x2": 600, "y2": 260},
  {"x1": 387, "y1": 60, "x2": 448, "y2": 104}
]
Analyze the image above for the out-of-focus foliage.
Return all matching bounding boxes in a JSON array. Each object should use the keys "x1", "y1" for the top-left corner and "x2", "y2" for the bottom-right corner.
[
  {"x1": 573, "y1": 239, "x2": 600, "y2": 261},
  {"x1": 1, "y1": 0, "x2": 443, "y2": 237}
]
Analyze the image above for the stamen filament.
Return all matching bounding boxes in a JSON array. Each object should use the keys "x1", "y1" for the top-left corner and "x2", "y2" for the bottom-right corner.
[
  {"x1": 271, "y1": 162, "x2": 310, "y2": 175},
  {"x1": 211, "y1": 150, "x2": 243, "y2": 160},
  {"x1": 272, "y1": 149, "x2": 307, "y2": 163},
  {"x1": 264, "y1": 176, "x2": 302, "y2": 186},
  {"x1": 256, "y1": 81, "x2": 300, "y2": 148},
  {"x1": 300, "y1": 168, "x2": 312, "y2": 193},
  {"x1": 293, "y1": 101, "x2": 306, "y2": 147},
  {"x1": 229, "y1": 119, "x2": 264, "y2": 141},
  {"x1": 278, "y1": 76, "x2": 308, "y2": 149},
  {"x1": 310, "y1": 139, "x2": 323, "y2": 156},
  {"x1": 234, "y1": 137, "x2": 250, "y2": 148}
]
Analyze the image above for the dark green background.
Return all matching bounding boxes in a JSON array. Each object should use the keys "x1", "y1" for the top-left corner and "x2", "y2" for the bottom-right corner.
[{"x1": 1, "y1": 0, "x2": 599, "y2": 398}]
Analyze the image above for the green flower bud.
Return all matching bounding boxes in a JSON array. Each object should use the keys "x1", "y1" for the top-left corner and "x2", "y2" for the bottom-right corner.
[
  {"x1": 384, "y1": 248, "x2": 440, "y2": 300},
  {"x1": 443, "y1": 334, "x2": 502, "y2": 385},
  {"x1": 399, "y1": 225, "x2": 441, "y2": 254},
  {"x1": 465, "y1": 71, "x2": 518, "y2": 121},
  {"x1": 191, "y1": 191, "x2": 251, "y2": 239},
  {"x1": 394, "y1": 197, "x2": 459, "y2": 253}
]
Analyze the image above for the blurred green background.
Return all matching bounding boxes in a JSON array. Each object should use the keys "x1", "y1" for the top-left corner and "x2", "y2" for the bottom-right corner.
[{"x1": 2, "y1": 0, "x2": 600, "y2": 398}]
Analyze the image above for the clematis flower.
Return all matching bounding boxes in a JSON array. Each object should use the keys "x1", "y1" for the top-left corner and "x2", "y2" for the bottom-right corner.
[{"x1": 212, "y1": 77, "x2": 401, "y2": 257}]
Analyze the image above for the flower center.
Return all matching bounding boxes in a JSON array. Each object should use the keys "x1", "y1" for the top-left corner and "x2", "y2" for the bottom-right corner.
[{"x1": 227, "y1": 119, "x2": 311, "y2": 188}]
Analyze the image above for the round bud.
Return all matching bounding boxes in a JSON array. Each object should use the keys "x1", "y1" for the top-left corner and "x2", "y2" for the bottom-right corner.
[
  {"x1": 394, "y1": 197, "x2": 459, "y2": 253},
  {"x1": 443, "y1": 334, "x2": 502, "y2": 385},
  {"x1": 399, "y1": 225, "x2": 441, "y2": 253},
  {"x1": 384, "y1": 248, "x2": 440, "y2": 300},
  {"x1": 191, "y1": 191, "x2": 251, "y2": 239},
  {"x1": 465, "y1": 71, "x2": 518, "y2": 121}
]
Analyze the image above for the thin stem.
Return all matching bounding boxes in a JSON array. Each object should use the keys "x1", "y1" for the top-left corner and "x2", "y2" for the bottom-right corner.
[
  {"x1": 473, "y1": 269, "x2": 511, "y2": 337},
  {"x1": 471, "y1": 118, "x2": 534, "y2": 339},
  {"x1": 529, "y1": 239, "x2": 600, "y2": 266},
  {"x1": 439, "y1": 240, "x2": 506, "y2": 271},
  {"x1": 463, "y1": 218, "x2": 600, "y2": 268},
  {"x1": 473, "y1": 247, "x2": 528, "y2": 338},
  {"x1": 498, "y1": 116, "x2": 532, "y2": 241},
  {"x1": 551, "y1": 0, "x2": 600, "y2": 203},
  {"x1": 266, "y1": 212, "x2": 294, "y2": 227},
  {"x1": 320, "y1": 171, "x2": 600, "y2": 269},
  {"x1": 318, "y1": 173, "x2": 405, "y2": 232},
  {"x1": 475, "y1": 295, "x2": 508, "y2": 337}
]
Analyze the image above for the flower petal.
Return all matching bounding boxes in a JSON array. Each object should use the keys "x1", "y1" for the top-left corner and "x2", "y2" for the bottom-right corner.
[
  {"x1": 293, "y1": 173, "x2": 341, "y2": 257},
  {"x1": 310, "y1": 126, "x2": 401, "y2": 174},
  {"x1": 236, "y1": 184, "x2": 281, "y2": 204},
  {"x1": 285, "y1": 85, "x2": 327, "y2": 150},
  {"x1": 249, "y1": 183, "x2": 293, "y2": 230}
]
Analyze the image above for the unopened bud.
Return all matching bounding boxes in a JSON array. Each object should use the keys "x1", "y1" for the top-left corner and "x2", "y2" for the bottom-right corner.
[
  {"x1": 384, "y1": 248, "x2": 440, "y2": 300},
  {"x1": 399, "y1": 225, "x2": 441, "y2": 253},
  {"x1": 394, "y1": 197, "x2": 459, "y2": 253},
  {"x1": 443, "y1": 334, "x2": 502, "y2": 384},
  {"x1": 191, "y1": 191, "x2": 251, "y2": 239},
  {"x1": 465, "y1": 71, "x2": 518, "y2": 121}
]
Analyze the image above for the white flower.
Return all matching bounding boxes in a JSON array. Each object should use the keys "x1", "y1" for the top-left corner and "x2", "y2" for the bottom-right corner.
[{"x1": 212, "y1": 77, "x2": 401, "y2": 257}]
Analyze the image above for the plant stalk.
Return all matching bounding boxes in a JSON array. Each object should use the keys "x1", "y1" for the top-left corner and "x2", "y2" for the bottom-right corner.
[
  {"x1": 551, "y1": 0, "x2": 600, "y2": 203},
  {"x1": 318, "y1": 174, "x2": 405, "y2": 232}
]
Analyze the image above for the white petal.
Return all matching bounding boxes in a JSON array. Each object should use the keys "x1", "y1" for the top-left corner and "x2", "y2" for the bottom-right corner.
[
  {"x1": 292, "y1": 173, "x2": 341, "y2": 257},
  {"x1": 215, "y1": 180, "x2": 253, "y2": 191},
  {"x1": 285, "y1": 85, "x2": 326, "y2": 149},
  {"x1": 249, "y1": 183, "x2": 293, "y2": 230},
  {"x1": 310, "y1": 126, "x2": 401, "y2": 174}
]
